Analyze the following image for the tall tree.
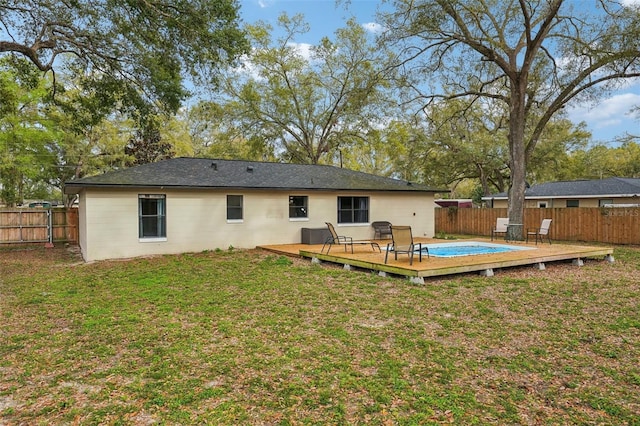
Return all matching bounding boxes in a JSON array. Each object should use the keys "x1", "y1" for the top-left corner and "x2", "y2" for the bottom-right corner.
[
  {"x1": 381, "y1": 0, "x2": 640, "y2": 239},
  {"x1": 47, "y1": 86, "x2": 196, "y2": 206},
  {"x1": 421, "y1": 99, "x2": 510, "y2": 195},
  {"x1": 377, "y1": 119, "x2": 434, "y2": 183},
  {"x1": 419, "y1": 98, "x2": 591, "y2": 195},
  {"x1": 0, "y1": 57, "x2": 57, "y2": 206},
  {"x1": 526, "y1": 120, "x2": 591, "y2": 183},
  {"x1": 617, "y1": 140, "x2": 640, "y2": 178},
  {"x1": 0, "y1": 0, "x2": 249, "y2": 115},
  {"x1": 567, "y1": 140, "x2": 640, "y2": 179},
  {"x1": 124, "y1": 122, "x2": 175, "y2": 166},
  {"x1": 184, "y1": 101, "x2": 269, "y2": 160},
  {"x1": 215, "y1": 14, "x2": 396, "y2": 164}
]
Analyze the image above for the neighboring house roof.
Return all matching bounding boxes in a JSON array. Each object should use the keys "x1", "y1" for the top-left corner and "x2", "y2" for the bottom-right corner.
[
  {"x1": 64, "y1": 157, "x2": 445, "y2": 194},
  {"x1": 435, "y1": 199, "x2": 474, "y2": 208},
  {"x1": 483, "y1": 177, "x2": 640, "y2": 200}
]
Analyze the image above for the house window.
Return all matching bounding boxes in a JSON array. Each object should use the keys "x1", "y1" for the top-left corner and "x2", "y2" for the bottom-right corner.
[
  {"x1": 338, "y1": 196, "x2": 369, "y2": 223},
  {"x1": 599, "y1": 199, "x2": 613, "y2": 207},
  {"x1": 566, "y1": 199, "x2": 579, "y2": 208},
  {"x1": 289, "y1": 196, "x2": 308, "y2": 218},
  {"x1": 227, "y1": 195, "x2": 243, "y2": 220},
  {"x1": 538, "y1": 202, "x2": 547, "y2": 208},
  {"x1": 139, "y1": 194, "x2": 166, "y2": 239}
]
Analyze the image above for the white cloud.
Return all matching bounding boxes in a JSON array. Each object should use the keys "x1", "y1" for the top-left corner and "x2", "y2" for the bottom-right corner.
[
  {"x1": 595, "y1": 118, "x2": 624, "y2": 128},
  {"x1": 568, "y1": 92, "x2": 640, "y2": 129},
  {"x1": 362, "y1": 22, "x2": 384, "y2": 34},
  {"x1": 565, "y1": 91, "x2": 640, "y2": 141},
  {"x1": 230, "y1": 42, "x2": 319, "y2": 82},
  {"x1": 287, "y1": 42, "x2": 314, "y2": 61},
  {"x1": 622, "y1": 0, "x2": 640, "y2": 8}
]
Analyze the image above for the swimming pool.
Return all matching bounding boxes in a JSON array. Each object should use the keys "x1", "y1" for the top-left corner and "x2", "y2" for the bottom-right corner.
[{"x1": 418, "y1": 241, "x2": 535, "y2": 258}]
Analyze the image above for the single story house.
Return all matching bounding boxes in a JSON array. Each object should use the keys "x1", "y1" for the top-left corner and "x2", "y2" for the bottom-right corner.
[
  {"x1": 64, "y1": 157, "x2": 445, "y2": 262},
  {"x1": 483, "y1": 177, "x2": 640, "y2": 208}
]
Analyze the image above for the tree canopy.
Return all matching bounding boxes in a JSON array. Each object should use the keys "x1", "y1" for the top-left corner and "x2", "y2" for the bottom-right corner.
[
  {"x1": 3, "y1": 2, "x2": 640, "y2": 208},
  {"x1": 380, "y1": 0, "x2": 640, "y2": 238},
  {"x1": 0, "y1": 0, "x2": 249, "y2": 115},
  {"x1": 0, "y1": 57, "x2": 57, "y2": 206},
  {"x1": 212, "y1": 14, "x2": 396, "y2": 164}
]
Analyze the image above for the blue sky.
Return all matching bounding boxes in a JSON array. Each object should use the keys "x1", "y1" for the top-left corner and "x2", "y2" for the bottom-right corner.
[
  {"x1": 239, "y1": 0, "x2": 380, "y2": 44},
  {"x1": 238, "y1": 0, "x2": 640, "y2": 145}
]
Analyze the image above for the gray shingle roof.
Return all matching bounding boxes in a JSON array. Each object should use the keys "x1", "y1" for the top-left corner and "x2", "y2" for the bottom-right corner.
[
  {"x1": 65, "y1": 157, "x2": 443, "y2": 193},
  {"x1": 485, "y1": 177, "x2": 640, "y2": 199}
]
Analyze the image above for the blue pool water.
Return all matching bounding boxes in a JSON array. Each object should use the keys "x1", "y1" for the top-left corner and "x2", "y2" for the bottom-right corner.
[{"x1": 418, "y1": 241, "x2": 534, "y2": 258}]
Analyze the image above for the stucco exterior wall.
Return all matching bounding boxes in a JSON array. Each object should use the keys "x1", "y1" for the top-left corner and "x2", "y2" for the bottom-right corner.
[
  {"x1": 78, "y1": 191, "x2": 88, "y2": 259},
  {"x1": 490, "y1": 196, "x2": 640, "y2": 209},
  {"x1": 78, "y1": 188, "x2": 435, "y2": 261}
]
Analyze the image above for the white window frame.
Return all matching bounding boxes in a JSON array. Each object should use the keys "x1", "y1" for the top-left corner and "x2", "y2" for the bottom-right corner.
[
  {"x1": 138, "y1": 194, "x2": 167, "y2": 241},
  {"x1": 227, "y1": 195, "x2": 244, "y2": 223}
]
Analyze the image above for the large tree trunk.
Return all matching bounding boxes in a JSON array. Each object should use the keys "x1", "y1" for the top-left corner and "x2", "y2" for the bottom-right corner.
[{"x1": 507, "y1": 83, "x2": 527, "y2": 240}]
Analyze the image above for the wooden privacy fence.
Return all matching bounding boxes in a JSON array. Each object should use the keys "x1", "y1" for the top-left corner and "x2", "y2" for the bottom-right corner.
[
  {"x1": 435, "y1": 207, "x2": 640, "y2": 245},
  {"x1": 0, "y1": 208, "x2": 78, "y2": 245}
]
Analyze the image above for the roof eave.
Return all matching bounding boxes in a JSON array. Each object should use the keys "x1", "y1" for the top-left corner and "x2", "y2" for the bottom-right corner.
[
  {"x1": 482, "y1": 194, "x2": 640, "y2": 201},
  {"x1": 64, "y1": 183, "x2": 443, "y2": 194}
]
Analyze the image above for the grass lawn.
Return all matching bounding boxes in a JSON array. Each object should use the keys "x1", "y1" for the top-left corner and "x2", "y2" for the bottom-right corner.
[{"x1": 1, "y1": 244, "x2": 639, "y2": 425}]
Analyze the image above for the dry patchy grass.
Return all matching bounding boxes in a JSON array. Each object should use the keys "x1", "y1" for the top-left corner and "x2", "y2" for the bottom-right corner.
[{"x1": 0, "y1": 244, "x2": 639, "y2": 425}]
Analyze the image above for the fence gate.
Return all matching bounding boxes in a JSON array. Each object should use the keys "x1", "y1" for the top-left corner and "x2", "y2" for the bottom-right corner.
[{"x1": 0, "y1": 209, "x2": 57, "y2": 245}]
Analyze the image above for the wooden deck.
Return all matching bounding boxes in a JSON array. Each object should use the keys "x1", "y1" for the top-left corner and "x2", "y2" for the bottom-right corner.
[{"x1": 258, "y1": 237, "x2": 615, "y2": 284}]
